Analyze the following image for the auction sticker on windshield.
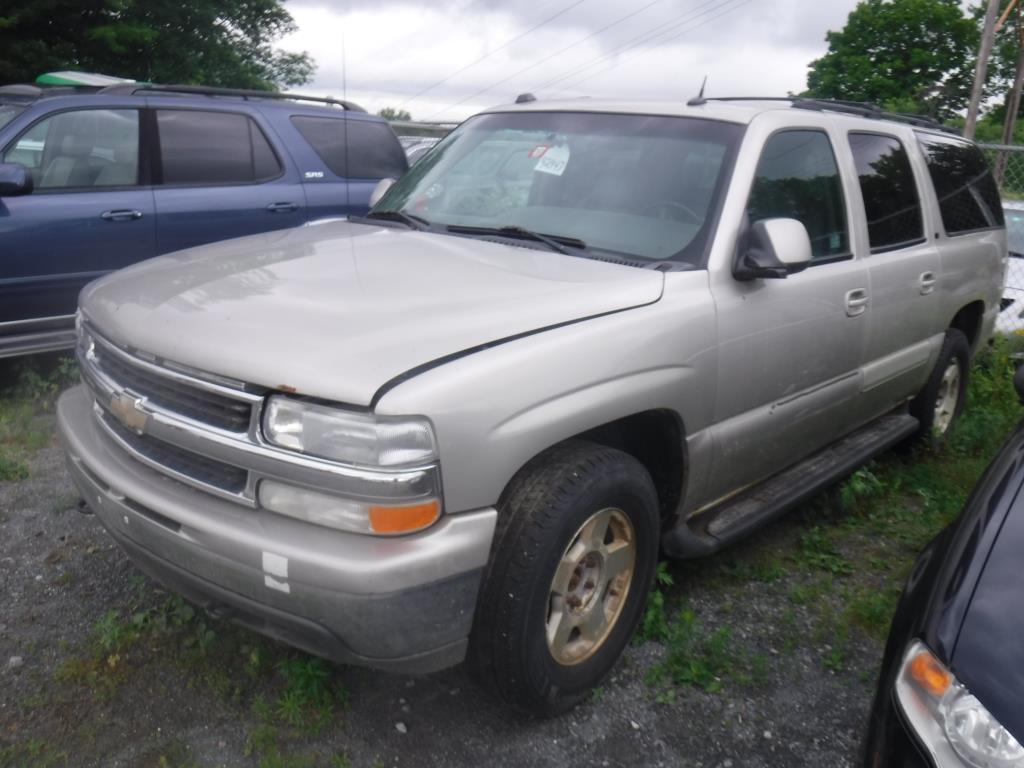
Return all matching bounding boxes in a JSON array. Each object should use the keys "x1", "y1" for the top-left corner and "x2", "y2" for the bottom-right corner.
[{"x1": 535, "y1": 145, "x2": 569, "y2": 176}]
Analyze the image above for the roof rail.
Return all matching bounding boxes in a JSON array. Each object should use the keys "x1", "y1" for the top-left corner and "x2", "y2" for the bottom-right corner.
[
  {"x1": 96, "y1": 83, "x2": 366, "y2": 112},
  {"x1": 686, "y1": 95, "x2": 960, "y2": 135}
]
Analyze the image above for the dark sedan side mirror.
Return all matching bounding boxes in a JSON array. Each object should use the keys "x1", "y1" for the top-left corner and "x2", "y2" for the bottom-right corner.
[
  {"x1": 1014, "y1": 363, "x2": 1024, "y2": 404},
  {"x1": 734, "y1": 218, "x2": 813, "y2": 280},
  {"x1": 0, "y1": 163, "x2": 32, "y2": 197}
]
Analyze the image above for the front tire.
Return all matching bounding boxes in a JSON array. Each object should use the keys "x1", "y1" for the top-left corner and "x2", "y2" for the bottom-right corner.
[
  {"x1": 909, "y1": 328, "x2": 969, "y2": 446},
  {"x1": 467, "y1": 441, "x2": 660, "y2": 716}
]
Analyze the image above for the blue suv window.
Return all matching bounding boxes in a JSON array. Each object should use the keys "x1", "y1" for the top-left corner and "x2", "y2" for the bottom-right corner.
[
  {"x1": 291, "y1": 115, "x2": 407, "y2": 179},
  {"x1": 3, "y1": 108, "x2": 140, "y2": 189},
  {"x1": 156, "y1": 109, "x2": 281, "y2": 185}
]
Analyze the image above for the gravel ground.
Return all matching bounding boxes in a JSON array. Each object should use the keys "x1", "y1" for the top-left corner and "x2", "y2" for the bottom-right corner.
[{"x1": 0, "y1": 412, "x2": 878, "y2": 768}]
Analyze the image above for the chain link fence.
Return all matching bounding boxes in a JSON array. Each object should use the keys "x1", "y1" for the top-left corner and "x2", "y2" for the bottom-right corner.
[{"x1": 980, "y1": 143, "x2": 1024, "y2": 335}]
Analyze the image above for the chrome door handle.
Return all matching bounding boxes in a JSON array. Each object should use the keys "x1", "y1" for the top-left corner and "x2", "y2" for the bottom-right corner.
[
  {"x1": 845, "y1": 288, "x2": 869, "y2": 317},
  {"x1": 919, "y1": 271, "x2": 937, "y2": 295},
  {"x1": 266, "y1": 202, "x2": 298, "y2": 213},
  {"x1": 101, "y1": 209, "x2": 143, "y2": 221}
]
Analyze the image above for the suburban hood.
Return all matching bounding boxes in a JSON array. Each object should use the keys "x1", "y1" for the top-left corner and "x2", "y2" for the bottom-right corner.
[{"x1": 81, "y1": 221, "x2": 663, "y2": 406}]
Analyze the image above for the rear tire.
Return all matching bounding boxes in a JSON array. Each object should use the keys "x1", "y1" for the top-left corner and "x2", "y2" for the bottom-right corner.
[
  {"x1": 467, "y1": 441, "x2": 660, "y2": 716},
  {"x1": 909, "y1": 328, "x2": 969, "y2": 446}
]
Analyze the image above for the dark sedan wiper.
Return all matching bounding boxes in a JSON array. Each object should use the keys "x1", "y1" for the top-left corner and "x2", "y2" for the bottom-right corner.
[
  {"x1": 446, "y1": 224, "x2": 586, "y2": 256},
  {"x1": 354, "y1": 209, "x2": 431, "y2": 231}
]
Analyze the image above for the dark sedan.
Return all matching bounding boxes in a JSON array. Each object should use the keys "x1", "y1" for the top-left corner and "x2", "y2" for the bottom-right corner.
[{"x1": 864, "y1": 369, "x2": 1024, "y2": 767}]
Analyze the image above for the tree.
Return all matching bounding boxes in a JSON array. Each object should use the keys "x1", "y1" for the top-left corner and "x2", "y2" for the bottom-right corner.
[
  {"x1": 378, "y1": 107, "x2": 412, "y2": 121},
  {"x1": 805, "y1": 0, "x2": 978, "y2": 118},
  {"x1": 0, "y1": 0, "x2": 314, "y2": 90}
]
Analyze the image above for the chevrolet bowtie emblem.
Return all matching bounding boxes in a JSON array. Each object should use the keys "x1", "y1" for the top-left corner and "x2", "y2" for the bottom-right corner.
[{"x1": 109, "y1": 392, "x2": 149, "y2": 433}]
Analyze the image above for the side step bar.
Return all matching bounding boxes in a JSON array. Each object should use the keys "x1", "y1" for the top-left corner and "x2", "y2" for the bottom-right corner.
[
  {"x1": 0, "y1": 329, "x2": 77, "y2": 360},
  {"x1": 662, "y1": 412, "x2": 919, "y2": 559}
]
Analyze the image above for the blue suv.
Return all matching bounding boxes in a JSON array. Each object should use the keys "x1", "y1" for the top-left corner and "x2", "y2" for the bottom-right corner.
[{"x1": 0, "y1": 83, "x2": 408, "y2": 358}]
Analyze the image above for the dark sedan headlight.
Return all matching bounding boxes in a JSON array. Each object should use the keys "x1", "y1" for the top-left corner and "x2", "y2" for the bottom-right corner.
[{"x1": 896, "y1": 641, "x2": 1024, "y2": 768}]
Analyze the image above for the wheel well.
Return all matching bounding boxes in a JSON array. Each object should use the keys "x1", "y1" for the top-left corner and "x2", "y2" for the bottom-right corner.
[
  {"x1": 950, "y1": 301, "x2": 985, "y2": 353},
  {"x1": 576, "y1": 410, "x2": 685, "y2": 523}
]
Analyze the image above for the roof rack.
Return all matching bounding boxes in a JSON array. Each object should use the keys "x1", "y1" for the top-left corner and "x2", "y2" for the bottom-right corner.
[
  {"x1": 686, "y1": 96, "x2": 960, "y2": 135},
  {"x1": 96, "y1": 83, "x2": 366, "y2": 112},
  {"x1": 0, "y1": 83, "x2": 107, "y2": 101}
]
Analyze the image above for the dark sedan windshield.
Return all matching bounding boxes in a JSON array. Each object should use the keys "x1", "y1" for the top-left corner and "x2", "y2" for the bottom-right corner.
[
  {"x1": 0, "y1": 103, "x2": 25, "y2": 132},
  {"x1": 375, "y1": 111, "x2": 742, "y2": 263}
]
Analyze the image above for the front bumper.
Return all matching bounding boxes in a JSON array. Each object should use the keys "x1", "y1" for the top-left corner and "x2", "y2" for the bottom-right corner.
[{"x1": 58, "y1": 385, "x2": 497, "y2": 673}]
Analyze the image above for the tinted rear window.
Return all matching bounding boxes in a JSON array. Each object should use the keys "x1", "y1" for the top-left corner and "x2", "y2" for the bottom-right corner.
[
  {"x1": 917, "y1": 133, "x2": 1004, "y2": 234},
  {"x1": 291, "y1": 116, "x2": 408, "y2": 179},
  {"x1": 157, "y1": 110, "x2": 281, "y2": 185},
  {"x1": 848, "y1": 132, "x2": 924, "y2": 252}
]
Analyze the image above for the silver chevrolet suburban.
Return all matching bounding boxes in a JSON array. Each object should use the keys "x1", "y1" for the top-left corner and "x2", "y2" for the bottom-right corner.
[{"x1": 57, "y1": 96, "x2": 1006, "y2": 715}]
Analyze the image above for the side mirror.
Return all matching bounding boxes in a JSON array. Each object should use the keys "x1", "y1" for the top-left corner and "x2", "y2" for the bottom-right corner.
[
  {"x1": 369, "y1": 178, "x2": 396, "y2": 208},
  {"x1": 1014, "y1": 363, "x2": 1024, "y2": 404},
  {"x1": 0, "y1": 163, "x2": 32, "y2": 197},
  {"x1": 733, "y1": 218, "x2": 812, "y2": 280}
]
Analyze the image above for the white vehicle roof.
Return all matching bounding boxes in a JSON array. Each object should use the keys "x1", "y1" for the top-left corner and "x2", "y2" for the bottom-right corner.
[{"x1": 481, "y1": 96, "x2": 967, "y2": 142}]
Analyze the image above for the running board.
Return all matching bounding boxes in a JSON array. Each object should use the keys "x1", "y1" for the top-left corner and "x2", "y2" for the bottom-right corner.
[
  {"x1": 0, "y1": 329, "x2": 77, "y2": 360},
  {"x1": 662, "y1": 412, "x2": 919, "y2": 559}
]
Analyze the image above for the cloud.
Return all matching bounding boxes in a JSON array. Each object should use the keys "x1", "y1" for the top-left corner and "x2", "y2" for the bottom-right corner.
[{"x1": 278, "y1": 0, "x2": 860, "y2": 120}]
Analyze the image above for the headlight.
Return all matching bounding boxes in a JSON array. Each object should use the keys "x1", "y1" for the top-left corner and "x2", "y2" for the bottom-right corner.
[
  {"x1": 262, "y1": 395, "x2": 437, "y2": 467},
  {"x1": 895, "y1": 641, "x2": 1024, "y2": 768}
]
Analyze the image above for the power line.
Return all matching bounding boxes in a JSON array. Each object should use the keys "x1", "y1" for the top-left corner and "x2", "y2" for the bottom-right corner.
[
  {"x1": 424, "y1": 0, "x2": 671, "y2": 119},
  {"x1": 396, "y1": 0, "x2": 590, "y2": 109},
  {"x1": 529, "y1": 0, "x2": 725, "y2": 93},
  {"x1": 552, "y1": 0, "x2": 755, "y2": 96}
]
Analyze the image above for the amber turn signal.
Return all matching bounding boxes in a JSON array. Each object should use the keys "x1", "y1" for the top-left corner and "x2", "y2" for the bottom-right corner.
[
  {"x1": 369, "y1": 500, "x2": 441, "y2": 534},
  {"x1": 909, "y1": 648, "x2": 952, "y2": 697}
]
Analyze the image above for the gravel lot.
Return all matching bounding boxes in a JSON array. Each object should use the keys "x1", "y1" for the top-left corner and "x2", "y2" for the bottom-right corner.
[{"x1": 0, "y1": 407, "x2": 878, "y2": 768}]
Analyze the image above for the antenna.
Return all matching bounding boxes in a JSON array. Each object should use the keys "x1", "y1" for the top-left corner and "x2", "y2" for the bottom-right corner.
[{"x1": 687, "y1": 76, "x2": 709, "y2": 106}]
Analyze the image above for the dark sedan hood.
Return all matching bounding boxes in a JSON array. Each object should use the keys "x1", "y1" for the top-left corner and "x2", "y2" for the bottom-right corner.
[{"x1": 951, "y1": 479, "x2": 1024, "y2": 743}]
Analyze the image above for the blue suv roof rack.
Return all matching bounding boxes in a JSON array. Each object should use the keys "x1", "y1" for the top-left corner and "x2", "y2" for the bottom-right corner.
[{"x1": 96, "y1": 83, "x2": 366, "y2": 112}]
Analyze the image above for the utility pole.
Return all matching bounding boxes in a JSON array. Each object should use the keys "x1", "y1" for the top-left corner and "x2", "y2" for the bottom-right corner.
[{"x1": 966, "y1": 0, "x2": 1003, "y2": 139}]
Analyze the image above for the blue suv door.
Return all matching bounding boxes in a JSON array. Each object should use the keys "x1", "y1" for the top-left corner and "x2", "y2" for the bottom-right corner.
[
  {"x1": 0, "y1": 106, "x2": 155, "y2": 325},
  {"x1": 150, "y1": 107, "x2": 306, "y2": 253}
]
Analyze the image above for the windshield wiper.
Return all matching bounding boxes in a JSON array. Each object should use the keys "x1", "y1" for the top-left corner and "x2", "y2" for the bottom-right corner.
[
  {"x1": 356, "y1": 209, "x2": 431, "y2": 231},
  {"x1": 446, "y1": 224, "x2": 586, "y2": 256}
]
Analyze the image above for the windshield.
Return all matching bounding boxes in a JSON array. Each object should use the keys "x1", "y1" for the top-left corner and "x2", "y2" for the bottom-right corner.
[
  {"x1": 0, "y1": 103, "x2": 25, "y2": 132},
  {"x1": 375, "y1": 111, "x2": 742, "y2": 263}
]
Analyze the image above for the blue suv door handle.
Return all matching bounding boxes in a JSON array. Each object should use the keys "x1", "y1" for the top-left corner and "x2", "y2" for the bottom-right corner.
[
  {"x1": 101, "y1": 209, "x2": 143, "y2": 222},
  {"x1": 266, "y1": 202, "x2": 299, "y2": 213}
]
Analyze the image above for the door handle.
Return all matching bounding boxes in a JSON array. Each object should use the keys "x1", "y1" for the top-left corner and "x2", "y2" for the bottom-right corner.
[
  {"x1": 101, "y1": 209, "x2": 143, "y2": 222},
  {"x1": 919, "y1": 271, "x2": 937, "y2": 295},
  {"x1": 266, "y1": 202, "x2": 298, "y2": 213},
  {"x1": 845, "y1": 288, "x2": 869, "y2": 317}
]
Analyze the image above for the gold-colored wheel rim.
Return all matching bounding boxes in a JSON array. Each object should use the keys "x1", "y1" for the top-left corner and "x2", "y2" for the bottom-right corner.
[
  {"x1": 545, "y1": 507, "x2": 636, "y2": 666},
  {"x1": 933, "y1": 359, "x2": 961, "y2": 436}
]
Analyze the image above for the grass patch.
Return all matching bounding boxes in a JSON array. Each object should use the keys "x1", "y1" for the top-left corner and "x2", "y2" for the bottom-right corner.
[
  {"x1": 0, "y1": 739, "x2": 69, "y2": 768},
  {"x1": 647, "y1": 606, "x2": 768, "y2": 696},
  {"x1": 0, "y1": 353, "x2": 79, "y2": 481}
]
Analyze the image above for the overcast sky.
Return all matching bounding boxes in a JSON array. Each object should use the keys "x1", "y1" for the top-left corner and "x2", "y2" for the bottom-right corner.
[{"x1": 277, "y1": 0, "x2": 865, "y2": 121}]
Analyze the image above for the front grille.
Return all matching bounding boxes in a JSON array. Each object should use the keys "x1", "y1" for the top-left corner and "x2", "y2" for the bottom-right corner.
[
  {"x1": 93, "y1": 344, "x2": 253, "y2": 433},
  {"x1": 101, "y1": 411, "x2": 248, "y2": 495}
]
